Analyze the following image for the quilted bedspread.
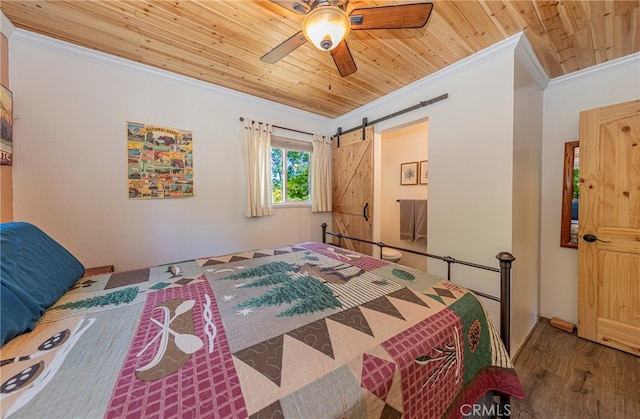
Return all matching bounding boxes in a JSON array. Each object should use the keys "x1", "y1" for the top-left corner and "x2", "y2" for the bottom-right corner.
[{"x1": 0, "y1": 242, "x2": 524, "y2": 418}]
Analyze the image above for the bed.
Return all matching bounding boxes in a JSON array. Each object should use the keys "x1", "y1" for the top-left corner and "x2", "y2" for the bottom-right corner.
[{"x1": 0, "y1": 222, "x2": 525, "y2": 418}]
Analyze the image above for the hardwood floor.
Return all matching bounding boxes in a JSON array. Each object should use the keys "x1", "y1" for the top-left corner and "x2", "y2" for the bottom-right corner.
[{"x1": 510, "y1": 318, "x2": 640, "y2": 419}]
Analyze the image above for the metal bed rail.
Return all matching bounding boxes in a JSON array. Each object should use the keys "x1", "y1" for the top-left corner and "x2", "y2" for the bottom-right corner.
[{"x1": 321, "y1": 223, "x2": 515, "y2": 353}]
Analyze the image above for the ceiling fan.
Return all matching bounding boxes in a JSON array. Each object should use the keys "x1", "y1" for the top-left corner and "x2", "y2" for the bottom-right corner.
[{"x1": 261, "y1": 0, "x2": 434, "y2": 77}]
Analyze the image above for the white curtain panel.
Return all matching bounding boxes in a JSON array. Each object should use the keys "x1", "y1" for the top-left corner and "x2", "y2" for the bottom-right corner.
[
  {"x1": 242, "y1": 120, "x2": 273, "y2": 217},
  {"x1": 311, "y1": 134, "x2": 332, "y2": 212}
]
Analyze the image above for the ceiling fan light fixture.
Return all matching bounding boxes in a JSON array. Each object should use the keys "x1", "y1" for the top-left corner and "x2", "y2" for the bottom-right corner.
[{"x1": 302, "y1": 6, "x2": 351, "y2": 51}]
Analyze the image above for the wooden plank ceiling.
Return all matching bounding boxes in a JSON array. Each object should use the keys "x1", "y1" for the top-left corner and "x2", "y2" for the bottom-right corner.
[{"x1": 2, "y1": 1, "x2": 639, "y2": 118}]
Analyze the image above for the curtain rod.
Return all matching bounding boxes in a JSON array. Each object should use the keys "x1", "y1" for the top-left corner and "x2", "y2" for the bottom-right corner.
[
  {"x1": 334, "y1": 93, "x2": 448, "y2": 139},
  {"x1": 239, "y1": 117, "x2": 315, "y2": 137}
]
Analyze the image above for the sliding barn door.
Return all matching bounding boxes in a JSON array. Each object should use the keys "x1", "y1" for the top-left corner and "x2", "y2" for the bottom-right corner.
[
  {"x1": 578, "y1": 99, "x2": 640, "y2": 356},
  {"x1": 332, "y1": 126, "x2": 374, "y2": 255}
]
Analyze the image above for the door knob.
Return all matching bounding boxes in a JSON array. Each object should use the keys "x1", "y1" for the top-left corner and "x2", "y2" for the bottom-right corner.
[
  {"x1": 582, "y1": 234, "x2": 611, "y2": 243},
  {"x1": 363, "y1": 202, "x2": 369, "y2": 221}
]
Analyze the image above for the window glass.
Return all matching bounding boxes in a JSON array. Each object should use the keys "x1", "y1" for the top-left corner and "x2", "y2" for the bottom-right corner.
[
  {"x1": 271, "y1": 148, "x2": 284, "y2": 204},
  {"x1": 271, "y1": 137, "x2": 311, "y2": 205},
  {"x1": 286, "y1": 150, "x2": 309, "y2": 201}
]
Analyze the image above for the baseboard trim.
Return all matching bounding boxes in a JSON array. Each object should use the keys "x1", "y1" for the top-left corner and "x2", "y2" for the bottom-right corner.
[{"x1": 511, "y1": 316, "x2": 542, "y2": 364}]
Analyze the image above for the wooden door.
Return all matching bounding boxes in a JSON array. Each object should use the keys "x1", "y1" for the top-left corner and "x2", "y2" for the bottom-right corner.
[
  {"x1": 332, "y1": 126, "x2": 374, "y2": 255},
  {"x1": 578, "y1": 99, "x2": 640, "y2": 356}
]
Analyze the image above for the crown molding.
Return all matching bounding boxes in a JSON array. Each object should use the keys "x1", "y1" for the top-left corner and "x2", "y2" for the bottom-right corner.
[
  {"x1": 9, "y1": 29, "x2": 332, "y2": 125},
  {"x1": 546, "y1": 52, "x2": 640, "y2": 89},
  {"x1": 1, "y1": 11, "x2": 16, "y2": 38},
  {"x1": 514, "y1": 32, "x2": 550, "y2": 89}
]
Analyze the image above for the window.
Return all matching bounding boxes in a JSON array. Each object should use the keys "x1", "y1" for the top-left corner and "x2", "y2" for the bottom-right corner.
[{"x1": 271, "y1": 137, "x2": 312, "y2": 205}]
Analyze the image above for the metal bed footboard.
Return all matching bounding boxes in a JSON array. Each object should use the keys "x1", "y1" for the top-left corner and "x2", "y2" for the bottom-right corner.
[{"x1": 321, "y1": 223, "x2": 514, "y2": 352}]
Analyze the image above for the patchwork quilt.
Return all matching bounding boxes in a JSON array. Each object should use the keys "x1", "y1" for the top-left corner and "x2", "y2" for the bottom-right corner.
[{"x1": 0, "y1": 242, "x2": 524, "y2": 418}]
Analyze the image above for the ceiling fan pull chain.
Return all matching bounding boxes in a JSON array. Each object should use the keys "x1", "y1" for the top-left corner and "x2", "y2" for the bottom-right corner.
[{"x1": 328, "y1": 51, "x2": 332, "y2": 90}]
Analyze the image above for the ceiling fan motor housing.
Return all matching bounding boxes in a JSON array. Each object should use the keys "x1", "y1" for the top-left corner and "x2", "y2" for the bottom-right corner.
[{"x1": 302, "y1": 5, "x2": 351, "y2": 51}]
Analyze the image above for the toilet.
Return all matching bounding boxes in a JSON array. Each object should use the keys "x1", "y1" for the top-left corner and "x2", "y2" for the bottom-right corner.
[{"x1": 381, "y1": 248, "x2": 402, "y2": 263}]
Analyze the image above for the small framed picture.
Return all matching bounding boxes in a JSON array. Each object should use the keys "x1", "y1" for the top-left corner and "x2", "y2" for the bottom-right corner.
[
  {"x1": 401, "y1": 162, "x2": 418, "y2": 185},
  {"x1": 419, "y1": 160, "x2": 428, "y2": 185}
]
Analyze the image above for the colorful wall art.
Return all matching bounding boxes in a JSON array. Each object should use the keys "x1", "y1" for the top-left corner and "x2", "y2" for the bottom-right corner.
[
  {"x1": 1, "y1": 85, "x2": 13, "y2": 165},
  {"x1": 127, "y1": 122, "x2": 193, "y2": 199}
]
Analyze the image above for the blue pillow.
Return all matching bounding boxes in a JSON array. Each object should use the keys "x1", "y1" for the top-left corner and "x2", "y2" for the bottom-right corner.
[
  {"x1": 1, "y1": 222, "x2": 85, "y2": 346},
  {"x1": 1, "y1": 280, "x2": 43, "y2": 346}
]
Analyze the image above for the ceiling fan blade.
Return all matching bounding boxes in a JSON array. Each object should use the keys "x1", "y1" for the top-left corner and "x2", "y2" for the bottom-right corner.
[
  {"x1": 261, "y1": 31, "x2": 307, "y2": 64},
  {"x1": 331, "y1": 40, "x2": 357, "y2": 77},
  {"x1": 269, "y1": 0, "x2": 310, "y2": 15},
  {"x1": 349, "y1": 2, "x2": 433, "y2": 30}
]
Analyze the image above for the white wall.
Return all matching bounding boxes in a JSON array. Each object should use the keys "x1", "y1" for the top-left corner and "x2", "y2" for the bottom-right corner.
[
  {"x1": 380, "y1": 122, "x2": 428, "y2": 271},
  {"x1": 510, "y1": 44, "x2": 544, "y2": 354},
  {"x1": 540, "y1": 53, "x2": 640, "y2": 326},
  {"x1": 9, "y1": 30, "x2": 332, "y2": 271}
]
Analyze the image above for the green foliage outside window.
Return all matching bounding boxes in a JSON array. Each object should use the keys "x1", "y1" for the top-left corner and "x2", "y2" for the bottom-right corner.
[
  {"x1": 286, "y1": 150, "x2": 309, "y2": 201},
  {"x1": 271, "y1": 148, "x2": 283, "y2": 204},
  {"x1": 572, "y1": 167, "x2": 580, "y2": 200},
  {"x1": 271, "y1": 147, "x2": 310, "y2": 204}
]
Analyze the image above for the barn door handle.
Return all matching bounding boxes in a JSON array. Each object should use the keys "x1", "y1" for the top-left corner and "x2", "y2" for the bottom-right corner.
[
  {"x1": 583, "y1": 234, "x2": 611, "y2": 243},
  {"x1": 363, "y1": 203, "x2": 369, "y2": 221}
]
